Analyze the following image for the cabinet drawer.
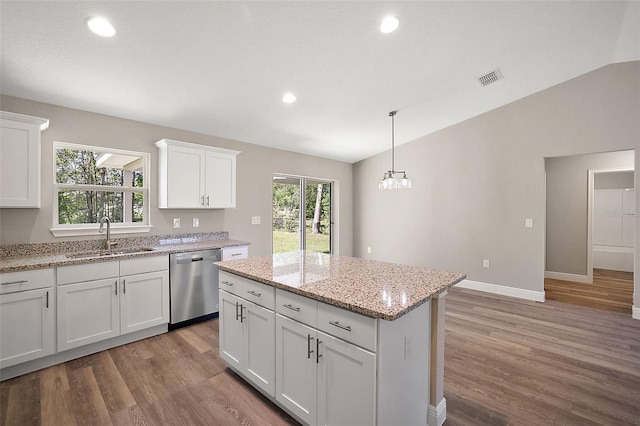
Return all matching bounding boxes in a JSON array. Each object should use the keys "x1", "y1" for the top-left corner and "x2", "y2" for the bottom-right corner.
[
  {"x1": 242, "y1": 279, "x2": 275, "y2": 310},
  {"x1": 1, "y1": 268, "x2": 54, "y2": 294},
  {"x1": 219, "y1": 270, "x2": 250, "y2": 296},
  {"x1": 222, "y1": 246, "x2": 248, "y2": 261},
  {"x1": 57, "y1": 261, "x2": 119, "y2": 285},
  {"x1": 120, "y1": 255, "x2": 168, "y2": 276},
  {"x1": 276, "y1": 289, "x2": 317, "y2": 327},
  {"x1": 317, "y1": 302, "x2": 377, "y2": 352}
]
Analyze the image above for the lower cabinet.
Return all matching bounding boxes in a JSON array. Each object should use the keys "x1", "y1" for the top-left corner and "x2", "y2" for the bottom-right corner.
[
  {"x1": 220, "y1": 290, "x2": 275, "y2": 396},
  {"x1": 57, "y1": 278, "x2": 120, "y2": 351},
  {"x1": 57, "y1": 256, "x2": 169, "y2": 352},
  {"x1": 120, "y1": 270, "x2": 170, "y2": 334},
  {"x1": 275, "y1": 315, "x2": 376, "y2": 426},
  {"x1": 0, "y1": 287, "x2": 55, "y2": 368}
]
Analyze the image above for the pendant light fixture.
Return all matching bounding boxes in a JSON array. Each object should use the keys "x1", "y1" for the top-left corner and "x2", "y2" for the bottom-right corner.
[{"x1": 379, "y1": 110, "x2": 412, "y2": 190}]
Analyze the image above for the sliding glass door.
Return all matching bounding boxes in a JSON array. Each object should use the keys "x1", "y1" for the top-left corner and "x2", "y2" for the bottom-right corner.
[{"x1": 272, "y1": 175, "x2": 332, "y2": 254}]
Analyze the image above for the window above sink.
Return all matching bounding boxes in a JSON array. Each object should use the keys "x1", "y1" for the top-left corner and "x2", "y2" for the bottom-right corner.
[{"x1": 51, "y1": 142, "x2": 152, "y2": 237}]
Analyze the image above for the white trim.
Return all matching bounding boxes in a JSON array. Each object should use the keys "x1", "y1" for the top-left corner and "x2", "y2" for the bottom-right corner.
[
  {"x1": 51, "y1": 224, "x2": 152, "y2": 237},
  {"x1": 633, "y1": 305, "x2": 640, "y2": 320},
  {"x1": 154, "y1": 138, "x2": 241, "y2": 156},
  {"x1": 0, "y1": 110, "x2": 49, "y2": 130},
  {"x1": 456, "y1": 279, "x2": 545, "y2": 302},
  {"x1": 428, "y1": 398, "x2": 447, "y2": 426},
  {"x1": 544, "y1": 270, "x2": 593, "y2": 284}
]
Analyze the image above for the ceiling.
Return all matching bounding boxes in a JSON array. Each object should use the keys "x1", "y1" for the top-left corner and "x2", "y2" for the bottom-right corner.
[{"x1": 1, "y1": 1, "x2": 638, "y2": 164}]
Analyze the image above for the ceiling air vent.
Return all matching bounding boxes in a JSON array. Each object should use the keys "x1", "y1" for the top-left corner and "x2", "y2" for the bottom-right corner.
[{"x1": 477, "y1": 68, "x2": 503, "y2": 87}]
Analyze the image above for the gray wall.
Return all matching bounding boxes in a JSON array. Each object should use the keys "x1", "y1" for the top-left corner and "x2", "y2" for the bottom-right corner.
[
  {"x1": 594, "y1": 170, "x2": 635, "y2": 190},
  {"x1": 353, "y1": 61, "x2": 640, "y2": 308},
  {"x1": 545, "y1": 151, "x2": 634, "y2": 275},
  {"x1": 0, "y1": 95, "x2": 353, "y2": 257}
]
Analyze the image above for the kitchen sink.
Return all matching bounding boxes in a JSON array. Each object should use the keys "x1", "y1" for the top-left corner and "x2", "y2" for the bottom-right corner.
[{"x1": 66, "y1": 247, "x2": 155, "y2": 259}]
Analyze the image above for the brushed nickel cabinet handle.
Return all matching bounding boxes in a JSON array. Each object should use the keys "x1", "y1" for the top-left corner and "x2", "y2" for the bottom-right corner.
[
  {"x1": 114, "y1": 280, "x2": 118, "y2": 295},
  {"x1": 45, "y1": 291, "x2": 49, "y2": 308},
  {"x1": 1, "y1": 279, "x2": 28, "y2": 286},
  {"x1": 329, "y1": 321, "x2": 351, "y2": 332},
  {"x1": 221, "y1": 281, "x2": 234, "y2": 286},
  {"x1": 247, "y1": 290, "x2": 261, "y2": 297},
  {"x1": 307, "y1": 334, "x2": 314, "y2": 359},
  {"x1": 206, "y1": 195, "x2": 210, "y2": 206},
  {"x1": 283, "y1": 303, "x2": 300, "y2": 312},
  {"x1": 316, "y1": 338, "x2": 322, "y2": 364},
  {"x1": 123, "y1": 279, "x2": 126, "y2": 294}
]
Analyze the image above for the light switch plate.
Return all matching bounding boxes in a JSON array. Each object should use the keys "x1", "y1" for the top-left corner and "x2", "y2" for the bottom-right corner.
[
  {"x1": 251, "y1": 216, "x2": 261, "y2": 225},
  {"x1": 525, "y1": 218, "x2": 533, "y2": 228},
  {"x1": 193, "y1": 218, "x2": 199, "y2": 227},
  {"x1": 173, "y1": 218, "x2": 181, "y2": 228},
  {"x1": 483, "y1": 259, "x2": 490, "y2": 268}
]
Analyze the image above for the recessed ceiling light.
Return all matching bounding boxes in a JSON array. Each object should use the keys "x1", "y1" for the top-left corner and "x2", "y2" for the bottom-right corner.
[
  {"x1": 86, "y1": 17, "x2": 116, "y2": 37},
  {"x1": 380, "y1": 16, "x2": 399, "y2": 33},
  {"x1": 282, "y1": 93, "x2": 297, "y2": 104}
]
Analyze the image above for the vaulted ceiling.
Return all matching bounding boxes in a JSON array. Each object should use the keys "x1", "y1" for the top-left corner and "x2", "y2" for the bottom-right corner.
[{"x1": 1, "y1": 1, "x2": 638, "y2": 163}]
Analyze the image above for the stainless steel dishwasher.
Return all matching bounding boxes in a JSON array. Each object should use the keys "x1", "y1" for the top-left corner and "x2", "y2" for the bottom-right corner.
[{"x1": 169, "y1": 249, "x2": 221, "y2": 328}]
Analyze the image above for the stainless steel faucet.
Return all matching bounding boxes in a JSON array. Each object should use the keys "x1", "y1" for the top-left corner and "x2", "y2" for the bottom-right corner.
[{"x1": 98, "y1": 217, "x2": 117, "y2": 251}]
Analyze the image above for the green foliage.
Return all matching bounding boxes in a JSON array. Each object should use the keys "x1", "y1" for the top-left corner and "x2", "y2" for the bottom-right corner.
[
  {"x1": 273, "y1": 230, "x2": 330, "y2": 254},
  {"x1": 55, "y1": 148, "x2": 144, "y2": 224},
  {"x1": 272, "y1": 182, "x2": 330, "y2": 233}
]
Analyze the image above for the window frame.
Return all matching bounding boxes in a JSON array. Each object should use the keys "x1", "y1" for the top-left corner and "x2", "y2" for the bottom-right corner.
[{"x1": 50, "y1": 141, "x2": 152, "y2": 237}]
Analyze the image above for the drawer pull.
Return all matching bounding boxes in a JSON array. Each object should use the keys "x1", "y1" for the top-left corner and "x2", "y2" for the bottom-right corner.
[
  {"x1": 329, "y1": 321, "x2": 351, "y2": 332},
  {"x1": 46, "y1": 291, "x2": 49, "y2": 308},
  {"x1": 221, "y1": 281, "x2": 234, "y2": 286},
  {"x1": 307, "y1": 334, "x2": 314, "y2": 359},
  {"x1": 123, "y1": 279, "x2": 126, "y2": 294},
  {"x1": 231, "y1": 253, "x2": 242, "y2": 257},
  {"x1": 283, "y1": 303, "x2": 300, "y2": 312},
  {"x1": 1, "y1": 279, "x2": 28, "y2": 286},
  {"x1": 114, "y1": 280, "x2": 118, "y2": 295},
  {"x1": 247, "y1": 290, "x2": 261, "y2": 297}
]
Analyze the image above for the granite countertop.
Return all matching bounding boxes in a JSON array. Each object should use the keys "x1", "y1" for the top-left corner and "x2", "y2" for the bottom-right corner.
[
  {"x1": 0, "y1": 232, "x2": 249, "y2": 273},
  {"x1": 217, "y1": 251, "x2": 466, "y2": 321}
]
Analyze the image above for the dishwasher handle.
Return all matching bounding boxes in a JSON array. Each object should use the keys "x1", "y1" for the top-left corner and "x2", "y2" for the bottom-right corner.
[{"x1": 176, "y1": 256, "x2": 209, "y2": 264}]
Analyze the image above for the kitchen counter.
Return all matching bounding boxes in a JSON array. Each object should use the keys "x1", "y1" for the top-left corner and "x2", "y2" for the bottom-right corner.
[
  {"x1": 0, "y1": 232, "x2": 249, "y2": 273},
  {"x1": 216, "y1": 250, "x2": 465, "y2": 320}
]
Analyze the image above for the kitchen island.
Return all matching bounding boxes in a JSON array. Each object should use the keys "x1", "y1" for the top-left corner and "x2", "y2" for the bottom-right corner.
[{"x1": 216, "y1": 251, "x2": 465, "y2": 426}]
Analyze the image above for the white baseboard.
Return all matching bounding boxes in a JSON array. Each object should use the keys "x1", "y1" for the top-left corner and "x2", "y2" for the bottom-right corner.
[
  {"x1": 456, "y1": 279, "x2": 545, "y2": 302},
  {"x1": 428, "y1": 398, "x2": 446, "y2": 426},
  {"x1": 633, "y1": 305, "x2": 640, "y2": 320},
  {"x1": 544, "y1": 271, "x2": 593, "y2": 284}
]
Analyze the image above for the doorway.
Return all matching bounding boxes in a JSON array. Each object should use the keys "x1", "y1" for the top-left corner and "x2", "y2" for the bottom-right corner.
[
  {"x1": 272, "y1": 174, "x2": 333, "y2": 254},
  {"x1": 544, "y1": 150, "x2": 635, "y2": 315}
]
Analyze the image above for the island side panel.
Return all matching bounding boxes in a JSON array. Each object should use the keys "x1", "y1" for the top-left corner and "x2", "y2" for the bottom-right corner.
[
  {"x1": 429, "y1": 290, "x2": 447, "y2": 426},
  {"x1": 376, "y1": 300, "x2": 430, "y2": 425}
]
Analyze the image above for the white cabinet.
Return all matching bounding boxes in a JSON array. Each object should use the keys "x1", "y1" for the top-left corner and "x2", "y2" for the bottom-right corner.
[
  {"x1": 0, "y1": 111, "x2": 49, "y2": 208},
  {"x1": 222, "y1": 245, "x2": 249, "y2": 261},
  {"x1": 275, "y1": 311, "x2": 376, "y2": 426},
  {"x1": 120, "y1": 270, "x2": 169, "y2": 335},
  {"x1": 57, "y1": 256, "x2": 169, "y2": 352},
  {"x1": 0, "y1": 268, "x2": 55, "y2": 368},
  {"x1": 219, "y1": 271, "x2": 276, "y2": 397},
  {"x1": 155, "y1": 138, "x2": 240, "y2": 209},
  {"x1": 57, "y1": 277, "x2": 120, "y2": 351}
]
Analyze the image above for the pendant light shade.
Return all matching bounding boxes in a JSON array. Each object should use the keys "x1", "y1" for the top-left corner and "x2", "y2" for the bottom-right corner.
[{"x1": 379, "y1": 111, "x2": 412, "y2": 190}]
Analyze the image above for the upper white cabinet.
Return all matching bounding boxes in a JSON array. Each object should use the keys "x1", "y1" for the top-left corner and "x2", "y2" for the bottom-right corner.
[
  {"x1": 155, "y1": 139, "x2": 240, "y2": 209},
  {"x1": 0, "y1": 111, "x2": 49, "y2": 208}
]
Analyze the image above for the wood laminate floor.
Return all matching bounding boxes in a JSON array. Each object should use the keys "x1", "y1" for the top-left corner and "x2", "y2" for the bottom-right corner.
[
  {"x1": 545, "y1": 268, "x2": 634, "y2": 315},
  {"x1": 2, "y1": 287, "x2": 639, "y2": 425}
]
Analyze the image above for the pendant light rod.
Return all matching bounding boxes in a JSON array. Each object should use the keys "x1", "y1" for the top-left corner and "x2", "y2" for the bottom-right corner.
[
  {"x1": 389, "y1": 110, "x2": 396, "y2": 173},
  {"x1": 379, "y1": 110, "x2": 411, "y2": 189}
]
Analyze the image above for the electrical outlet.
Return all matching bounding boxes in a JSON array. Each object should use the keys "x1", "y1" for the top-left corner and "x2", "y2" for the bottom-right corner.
[
  {"x1": 251, "y1": 216, "x2": 261, "y2": 225},
  {"x1": 525, "y1": 218, "x2": 534, "y2": 228},
  {"x1": 483, "y1": 259, "x2": 490, "y2": 268},
  {"x1": 192, "y1": 218, "x2": 199, "y2": 228},
  {"x1": 367, "y1": 247, "x2": 372, "y2": 254},
  {"x1": 173, "y1": 218, "x2": 181, "y2": 228}
]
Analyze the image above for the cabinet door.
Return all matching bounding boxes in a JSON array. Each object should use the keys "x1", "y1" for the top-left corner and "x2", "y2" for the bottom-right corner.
[
  {"x1": 167, "y1": 144, "x2": 204, "y2": 208},
  {"x1": 205, "y1": 151, "x2": 235, "y2": 208},
  {"x1": 219, "y1": 291, "x2": 244, "y2": 370},
  {"x1": 0, "y1": 288, "x2": 54, "y2": 368},
  {"x1": 57, "y1": 279, "x2": 120, "y2": 351},
  {"x1": 276, "y1": 315, "x2": 317, "y2": 425},
  {"x1": 120, "y1": 270, "x2": 169, "y2": 335},
  {"x1": 316, "y1": 331, "x2": 376, "y2": 426},
  {"x1": 0, "y1": 118, "x2": 41, "y2": 208},
  {"x1": 244, "y1": 300, "x2": 276, "y2": 397}
]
